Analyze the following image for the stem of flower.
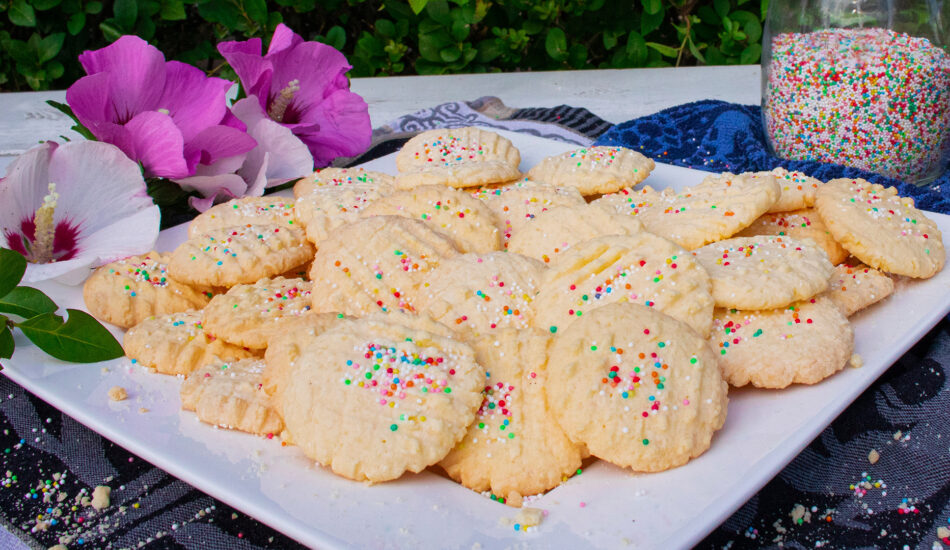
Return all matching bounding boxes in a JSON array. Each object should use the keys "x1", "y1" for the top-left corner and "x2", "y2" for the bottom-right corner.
[
  {"x1": 267, "y1": 79, "x2": 300, "y2": 123},
  {"x1": 31, "y1": 183, "x2": 59, "y2": 264}
]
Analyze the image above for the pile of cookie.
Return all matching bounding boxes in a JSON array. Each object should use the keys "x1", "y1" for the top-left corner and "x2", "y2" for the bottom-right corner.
[{"x1": 82, "y1": 127, "x2": 945, "y2": 506}]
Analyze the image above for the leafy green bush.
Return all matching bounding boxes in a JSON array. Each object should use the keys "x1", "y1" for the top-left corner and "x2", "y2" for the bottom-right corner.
[{"x1": 0, "y1": 0, "x2": 767, "y2": 91}]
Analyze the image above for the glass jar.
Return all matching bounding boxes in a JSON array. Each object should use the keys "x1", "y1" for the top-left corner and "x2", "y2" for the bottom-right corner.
[{"x1": 761, "y1": 0, "x2": 950, "y2": 184}]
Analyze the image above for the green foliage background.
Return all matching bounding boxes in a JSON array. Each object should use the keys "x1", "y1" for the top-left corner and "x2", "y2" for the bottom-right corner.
[{"x1": 0, "y1": 0, "x2": 767, "y2": 91}]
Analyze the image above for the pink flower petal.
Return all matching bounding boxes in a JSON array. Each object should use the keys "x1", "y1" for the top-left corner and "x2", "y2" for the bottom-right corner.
[
  {"x1": 159, "y1": 61, "x2": 233, "y2": 143},
  {"x1": 292, "y1": 89, "x2": 372, "y2": 166},
  {"x1": 183, "y1": 125, "x2": 257, "y2": 171},
  {"x1": 240, "y1": 117, "x2": 313, "y2": 187},
  {"x1": 267, "y1": 23, "x2": 304, "y2": 55},
  {"x1": 0, "y1": 142, "x2": 56, "y2": 248},
  {"x1": 268, "y1": 41, "x2": 351, "y2": 121},
  {"x1": 218, "y1": 38, "x2": 273, "y2": 107},
  {"x1": 122, "y1": 112, "x2": 189, "y2": 178},
  {"x1": 77, "y1": 36, "x2": 166, "y2": 123},
  {"x1": 174, "y1": 173, "x2": 252, "y2": 210}
]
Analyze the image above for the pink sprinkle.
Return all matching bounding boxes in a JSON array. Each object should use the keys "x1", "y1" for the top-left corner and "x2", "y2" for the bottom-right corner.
[
  {"x1": 579, "y1": 502, "x2": 586, "y2": 508},
  {"x1": 683, "y1": 399, "x2": 690, "y2": 406}
]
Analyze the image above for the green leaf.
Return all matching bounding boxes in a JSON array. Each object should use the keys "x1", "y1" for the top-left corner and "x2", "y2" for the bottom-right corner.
[
  {"x1": 714, "y1": 0, "x2": 730, "y2": 18},
  {"x1": 740, "y1": 43, "x2": 761, "y2": 63},
  {"x1": 625, "y1": 31, "x2": 648, "y2": 66},
  {"x1": 425, "y1": 0, "x2": 451, "y2": 25},
  {"x1": 114, "y1": 0, "x2": 137, "y2": 29},
  {"x1": 146, "y1": 177, "x2": 193, "y2": 206},
  {"x1": 37, "y1": 33, "x2": 65, "y2": 63},
  {"x1": 18, "y1": 309, "x2": 123, "y2": 363},
  {"x1": 244, "y1": 0, "x2": 266, "y2": 26},
  {"x1": 646, "y1": 41, "x2": 679, "y2": 58},
  {"x1": 0, "y1": 286, "x2": 57, "y2": 319},
  {"x1": 375, "y1": 18, "x2": 395, "y2": 38},
  {"x1": 409, "y1": 0, "x2": 428, "y2": 15},
  {"x1": 641, "y1": 0, "x2": 662, "y2": 15},
  {"x1": 439, "y1": 45, "x2": 461, "y2": 62},
  {"x1": 85, "y1": 0, "x2": 103, "y2": 13},
  {"x1": 544, "y1": 27, "x2": 567, "y2": 61},
  {"x1": 99, "y1": 21, "x2": 123, "y2": 42},
  {"x1": 4, "y1": 38, "x2": 35, "y2": 65},
  {"x1": 568, "y1": 43, "x2": 587, "y2": 69},
  {"x1": 47, "y1": 61, "x2": 64, "y2": 80},
  {"x1": 45, "y1": 100, "x2": 95, "y2": 140},
  {"x1": 730, "y1": 10, "x2": 762, "y2": 42},
  {"x1": 324, "y1": 25, "x2": 345, "y2": 50},
  {"x1": 418, "y1": 31, "x2": 451, "y2": 62},
  {"x1": 67, "y1": 12, "x2": 86, "y2": 35},
  {"x1": 0, "y1": 249, "x2": 26, "y2": 299},
  {"x1": 0, "y1": 319, "x2": 13, "y2": 360},
  {"x1": 9, "y1": 0, "x2": 36, "y2": 26},
  {"x1": 687, "y1": 37, "x2": 706, "y2": 63},
  {"x1": 476, "y1": 37, "x2": 503, "y2": 62},
  {"x1": 640, "y1": 9, "x2": 664, "y2": 36},
  {"x1": 31, "y1": 0, "x2": 63, "y2": 10},
  {"x1": 160, "y1": 0, "x2": 185, "y2": 20}
]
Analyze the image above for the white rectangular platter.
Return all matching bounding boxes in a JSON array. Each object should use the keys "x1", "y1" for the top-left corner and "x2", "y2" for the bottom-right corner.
[{"x1": 4, "y1": 130, "x2": 950, "y2": 549}]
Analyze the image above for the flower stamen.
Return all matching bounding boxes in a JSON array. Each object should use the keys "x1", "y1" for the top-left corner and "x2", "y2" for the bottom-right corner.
[
  {"x1": 267, "y1": 79, "x2": 300, "y2": 123},
  {"x1": 30, "y1": 183, "x2": 59, "y2": 264}
]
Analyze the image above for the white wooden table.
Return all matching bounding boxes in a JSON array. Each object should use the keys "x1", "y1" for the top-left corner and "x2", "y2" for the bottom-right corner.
[
  {"x1": 0, "y1": 65, "x2": 761, "y2": 173},
  {"x1": 0, "y1": 65, "x2": 761, "y2": 550}
]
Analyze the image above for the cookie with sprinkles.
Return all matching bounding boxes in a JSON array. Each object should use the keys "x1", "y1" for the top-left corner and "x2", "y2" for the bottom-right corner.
[
  {"x1": 824, "y1": 261, "x2": 895, "y2": 316},
  {"x1": 83, "y1": 251, "x2": 212, "y2": 329},
  {"x1": 180, "y1": 358, "x2": 283, "y2": 436},
  {"x1": 359, "y1": 184, "x2": 502, "y2": 253},
  {"x1": 278, "y1": 314, "x2": 484, "y2": 482},
  {"x1": 764, "y1": 167, "x2": 824, "y2": 213},
  {"x1": 532, "y1": 233, "x2": 714, "y2": 337},
  {"x1": 470, "y1": 179, "x2": 586, "y2": 248},
  {"x1": 417, "y1": 252, "x2": 546, "y2": 337},
  {"x1": 123, "y1": 311, "x2": 257, "y2": 377},
  {"x1": 526, "y1": 145, "x2": 655, "y2": 196},
  {"x1": 545, "y1": 302, "x2": 727, "y2": 472},
  {"x1": 308, "y1": 216, "x2": 460, "y2": 316},
  {"x1": 188, "y1": 196, "x2": 297, "y2": 238},
  {"x1": 709, "y1": 296, "x2": 854, "y2": 388},
  {"x1": 439, "y1": 328, "x2": 584, "y2": 504},
  {"x1": 815, "y1": 178, "x2": 945, "y2": 278},
  {"x1": 394, "y1": 127, "x2": 522, "y2": 190},
  {"x1": 168, "y1": 224, "x2": 314, "y2": 287},
  {"x1": 691, "y1": 236, "x2": 834, "y2": 310},
  {"x1": 592, "y1": 172, "x2": 780, "y2": 250},
  {"x1": 293, "y1": 184, "x2": 391, "y2": 246},
  {"x1": 735, "y1": 208, "x2": 849, "y2": 265},
  {"x1": 293, "y1": 167, "x2": 395, "y2": 198},
  {"x1": 201, "y1": 277, "x2": 314, "y2": 350},
  {"x1": 507, "y1": 204, "x2": 643, "y2": 264}
]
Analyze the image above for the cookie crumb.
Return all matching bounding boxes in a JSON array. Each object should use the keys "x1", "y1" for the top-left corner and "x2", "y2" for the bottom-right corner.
[
  {"x1": 850, "y1": 353, "x2": 863, "y2": 368},
  {"x1": 91, "y1": 485, "x2": 111, "y2": 510},
  {"x1": 868, "y1": 449, "x2": 880, "y2": 464},
  {"x1": 138, "y1": 408, "x2": 150, "y2": 414},
  {"x1": 49, "y1": 545, "x2": 68, "y2": 550},
  {"x1": 937, "y1": 526, "x2": 950, "y2": 539},
  {"x1": 893, "y1": 430, "x2": 903, "y2": 441},
  {"x1": 790, "y1": 503, "x2": 811, "y2": 525},
  {"x1": 108, "y1": 386, "x2": 128, "y2": 401}
]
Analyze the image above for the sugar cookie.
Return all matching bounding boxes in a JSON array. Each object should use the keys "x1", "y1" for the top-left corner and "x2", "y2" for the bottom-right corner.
[
  {"x1": 764, "y1": 167, "x2": 823, "y2": 213},
  {"x1": 83, "y1": 252, "x2": 212, "y2": 328},
  {"x1": 180, "y1": 358, "x2": 283, "y2": 436},
  {"x1": 709, "y1": 297, "x2": 854, "y2": 388},
  {"x1": 169, "y1": 224, "x2": 314, "y2": 287},
  {"x1": 691, "y1": 236, "x2": 833, "y2": 309},
  {"x1": 293, "y1": 167, "x2": 395, "y2": 198},
  {"x1": 293, "y1": 184, "x2": 390, "y2": 246},
  {"x1": 507, "y1": 204, "x2": 643, "y2": 264},
  {"x1": 308, "y1": 216, "x2": 459, "y2": 316},
  {"x1": 526, "y1": 146, "x2": 655, "y2": 195},
  {"x1": 593, "y1": 172, "x2": 780, "y2": 249},
  {"x1": 360, "y1": 185, "x2": 501, "y2": 253},
  {"x1": 545, "y1": 302, "x2": 728, "y2": 472},
  {"x1": 815, "y1": 178, "x2": 945, "y2": 278},
  {"x1": 278, "y1": 315, "x2": 484, "y2": 482},
  {"x1": 735, "y1": 208, "x2": 849, "y2": 265},
  {"x1": 471, "y1": 179, "x2": 586, "y2": 247},
  {"x1": 417, "y1": 252, "x2": 546, "y2": 337},
  {"x1": 395, "y1": 127, "x2": 521, "y2": 189},
  {"x1": 533, "y1": 233, "x2": 714, "y2": 337},
  {"x1": 202, "y1": 277, "x2": 313, "y2": 349},
  {"x1": 188, "y1": 196, "x2": 296, "y2": 238},
  {"x1": 825, "y1": 261, "x2": 895, "y2": 316},
  {"x1": 123, "y1": 311, "x2": 256, "y2": 376},
  {"x1": 439, "y1": 329, "x2": 584, "y2": 503}
]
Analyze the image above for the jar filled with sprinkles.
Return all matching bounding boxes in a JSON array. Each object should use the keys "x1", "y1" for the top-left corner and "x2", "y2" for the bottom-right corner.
[{"x1": 762, "y1": 0, "x2": 950, "y2": 184}]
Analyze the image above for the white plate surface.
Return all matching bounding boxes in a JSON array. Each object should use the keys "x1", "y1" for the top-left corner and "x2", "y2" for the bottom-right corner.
[{"x1": 4, "y1": 131, "x2": 950, "y2": 549}]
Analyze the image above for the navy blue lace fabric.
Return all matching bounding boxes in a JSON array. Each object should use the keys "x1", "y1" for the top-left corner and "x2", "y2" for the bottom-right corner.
[{"x1": 1, "y1": 98, "x2": 948, "y2": 550}]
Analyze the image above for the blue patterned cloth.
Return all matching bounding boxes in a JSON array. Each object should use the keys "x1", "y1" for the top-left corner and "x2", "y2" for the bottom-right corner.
[{"x1": 594, "y1": 100, "x2": 950, "y2": 215}]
